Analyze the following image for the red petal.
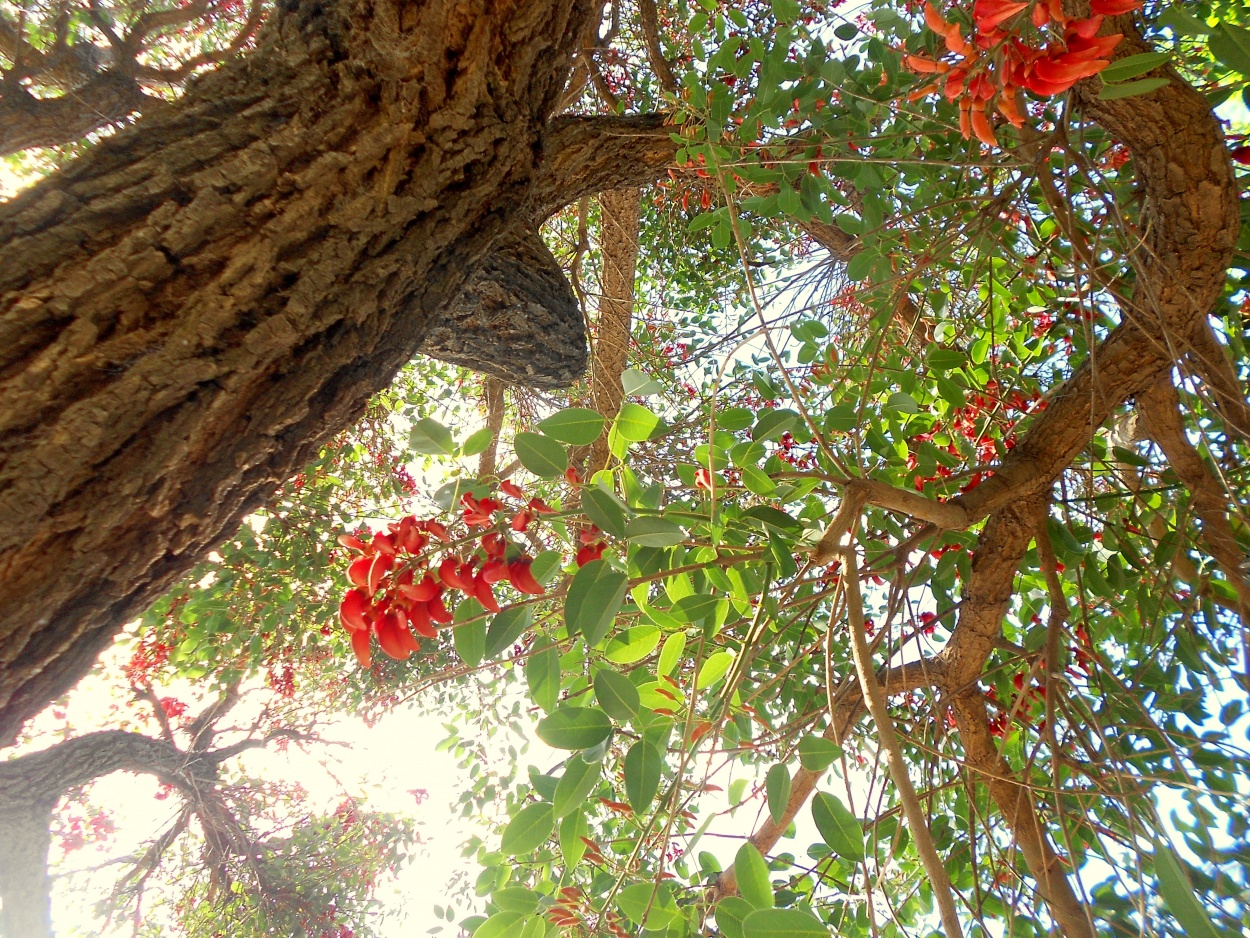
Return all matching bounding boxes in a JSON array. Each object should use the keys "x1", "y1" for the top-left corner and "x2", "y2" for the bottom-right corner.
[
  {"x1": 339, "y1": 589, "x2": 372, "y2": 631},
  {"x1": 424, "y1": 520, "x2": 451, "y2": 542},
  {"x1": 481, "y1": 557, "x2": 510, "y2": 584},
  {"x1": 508, "y1": 560, "x2": 545, "y2": 596},
  {"x1": 500, "y1": 480, "x2": 525, "y2": 499},
  {"x1": 398, "y1": 574, "x2": 440, "y2": 602},
  {"x1": 438, "y1": 557, "x2": 472, "y2": 592},
  {"x1": 1089, "y1": 0, "x2": 1139, "y2": 13},
  {"x1": 374, "y1": 613, "x2": 413, "y2": 660},
  {"x1": 351, "y1": 628, "x2": 372, "y2": 668},
  {"x1": 347, "y1": 556, "x2": 373, "y2": 590},
  {"x1": 338, "y1": 534, "x2": 368, "y2": 553},
  {"x1": 367, "y1": 552, "x2": 394, "y2": 594},
  {"x1": 427, "y1": 594, "x2": 453, "y2": 625},
  {"x1": 408, "y1": 602, "x2": 437, "y2": 638},
  {"x1": 472, "y1": 574, "x2": 501, "y2": 613}
]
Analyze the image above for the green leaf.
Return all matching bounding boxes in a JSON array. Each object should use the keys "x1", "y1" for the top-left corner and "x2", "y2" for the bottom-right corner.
[
  {"x1": 696, "y1": 650, "x2": 735, "y2": 690},
  {"x1": 846, "y1": 248, "x2": 875, "y2": 282},
  {"x1": 617, "y1": 883, "x2": 681, "y2": 930},
  {"x1": 500, "y1": 803, "x2": 554, "y2": 855},
  {"x1": 1153, "y1": 835, "x2": 1224, "y2": 938},
  {"x1": 741, "y1": 464, "x2": 777, "y2": 495},
  {"x1": 1099, "y1": 51, "x2": 1170, "y2": 83},
  {"x1": 616, "y1": 402, "x2": 663, "y2": 441},
  {"x1": 461, "y1": 426, "x2": 495, "y2": 457},
  {"x1": 409, "y1": 417, "x2": 457, "y2": 456},
  {"x1": 717, "y1": 406, "x2": 755, "y2": 431},
  {"x1": 559, "y1": 811, "x2": 588, "y2": 866},
  {"x1": 733, "y1": 843, "x2": 774, "y2": 910},
  {"x1": 518, "y1": 916, "x2": 544, "y2": 938},
  {"x1": 624, "y1": 740, "x2": 663, "y2": 812},
  {"x1": 885, "y1": 391, "x2": 919, "y2": 415},
  {"x1": 582, "y1": 486, "x2": 628, "y2": 538},
  {"x1": 926, "y1": 347, "x2": 965, "y2": 372},
  {"x1": 770, "y1": 0, "x2": 799, "y2": 24},
  {"x1": 1211, "y1": 22, "x2": 1250, "y2": 76},
  {"x1": 752, "y1": 408, "x2": 800, "y2": 442},
  {"x1": 671, "y1": 593, "x2": 721, "y2": 624},
  {"x1": 1157, "y1": 7, "x2": 1209, "y2": 35},
  {"x1": 622, "y1": 368, "x2": 664, "y2": 397},
  {"x1": 453, "y1": 617, "x2": 486, "y2": 668},
  {"x1": 1098, "y1": 76, "x2": 1169, "y2": 99},
  {"x1": 565, "y1": 560, "x2": 628, "y2": 646},
  {"x1": 742, "y1": 505, "x2": 801, "y2": 531},
  {"x1": 834, "y1": 22, "x2": 857, "y2": 40},
  {"x1": 553, "y1": 755, "x2": 602, "y2": 819},
  {"x1": 716, "y1": 897, "x2": 753, "y2": 938},
  {"x1": 514, "y1": 431, "x2": 568, "y2": 478},
  {"x1": 626, "y1": 516, "x2": 687, "y2": 547},
  {"x1": 473, "y1": 911, "x2": 527, "y2": 938},
  {"x1": 525, "y1": 644, "x2": 561, "y2": 713},
  {"x1": 798, "y1": 736, "x2": 842, "y2": 771},
  {"x1": 657, "y1": 631, "x2": 687, "y2": 677},
  {"x1": 491, "y1": 887, "x2": 541, "y2": 914},
  {"x1": 765, "y1": 764, "x2": 790, "y2": 824},
  {"x1": 538, "y1": 407, "x2": 605, "y2": 446},
  {"x1": 605, "y1": 625, "x2": 662, "y2": 663},
  {"x1": 594, "y1": 669, "x2": 641, "y2": 721},
  {"x1": 812, "y1": 791, "x2": 865, "y2": 862},
  {"x1": 742, "y1": 908, "x2": 828, "y2": 938},
  {"x1": 536, "y1": 706, "x2": 613, "y2": 750},
  {"x1": 484, "y1": 606, "x2": 532, "y2": 659}
]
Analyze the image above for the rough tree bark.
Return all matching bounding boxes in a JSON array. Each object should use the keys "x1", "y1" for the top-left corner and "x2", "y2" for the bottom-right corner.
[{"x1": 0, "y1": 0, "x2": 684, "y2": 746}]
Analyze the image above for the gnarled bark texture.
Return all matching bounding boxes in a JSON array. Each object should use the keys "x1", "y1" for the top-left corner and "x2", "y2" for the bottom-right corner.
[{"x1": 0, "y1": 0, "x2": 687, "y2": 746}]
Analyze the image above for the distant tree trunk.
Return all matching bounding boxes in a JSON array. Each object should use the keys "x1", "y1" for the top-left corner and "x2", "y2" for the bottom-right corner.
[
  {"x1": 586, "y1": 187, "x2": 642, "y2": 477},
  {"x1": 0, "y1": 0, "x2": 680, "y2": 745}
]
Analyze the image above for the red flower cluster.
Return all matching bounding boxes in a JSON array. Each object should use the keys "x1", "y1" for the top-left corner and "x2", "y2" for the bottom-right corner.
[
  {"x1": 907, "y1": 0, "x2": 1140, "y2": 147},
  {"x1": 576, "y1": 525, "x2": 608, "y2": 567},
  {"x1": 337, "y1": 488, "x2": 548, "y2": 668}
]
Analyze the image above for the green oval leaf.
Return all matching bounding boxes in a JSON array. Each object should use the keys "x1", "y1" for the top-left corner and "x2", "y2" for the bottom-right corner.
[
  {"x1": 491, "y1": 887, "x2": 540, "y2": 914},
  {"x1": 657, "y1": 630, "x2": 687, "y2": 677},
  {"x1": 538, "y1": 407, "x2": 606, "y2": 446},
  {"x1": 798, "y1": 736, "x2": 842, "y2": 772},
  {"x1": 553, "y1": 755, "x2": 602, "y2": 819},
  {"x1": 696, "y1": 650, "x2": 735, "y2": 690},
  {"x1": 525, "y1": 644, "x2": 561, "y2": 712},
  {"x1": 616, "y1": 402, "x2": 662, "y2": 442},
  {"x1": 409, "y1": 417, "x2": 457, "y2": 456},
  {"x1": 484, "y1": 605, "x2": 532, "y2": 659},
  {"x1": 460, "y1": 425, "x2": 495, "y2": 457},
  {"x1": 582, "y1": 486, "x2": 628, "y2": 538},
  {"x1": 535, "y1": 706, "x2": 613, "y2": 750},
  {"x1": 473, "y1": 911, "x2": 526, "y2": 938},
  {"x1": 1099, "y1": 51, "x2": 1170, "y2": 83},
  {"x1": 671, "y1": 593, "x2": 721, "y2": 624},
  {"x1": 605, "y1": 625, "x2": 662, "y2": 664},
  {"x1": 1098, "y1": 76, "x2": 1170, "y2": 99},
  {"x1": 617, "y1": 883, "x2": 680, "y2": 929},
  {"x1": 624, "y1": 740, "x2": 663, "y2": 813},
  {"x1": 742, "y1": 907, "x2": 828, "y2": 938},
  {"x1": 594, "y1": 669, "x2": 641, "y2": 721},
  {"x1": 514, "y1": 431, "x2": 568, "y2": 478},
  {"x1": 765, "y1": 764, "x2": 790, "y2": 825},
  {"x1": 716, "y1": 896, "x2": 753, "y2": 938},
  {"x1": 565, "y1": 559, "x2": 629, "y2": 647},
  {"x1": 752, "y1": 408, "x2": 800, "y2": 442},
  {"x1": 626, "y1": 516, "x2": 687, "y2": 547},
  {"x1": 500, "y1": 802, "x2": 554, "y2": 855},
  {"x1": 453, "y1": 617, "x2": 486, "y2": 668},
  {"x1": 733, "y1": 843, "x2": 774, "y2": 910},
  {"x1": 812, "y1": 791, "x2": 865, "y2": 862}
]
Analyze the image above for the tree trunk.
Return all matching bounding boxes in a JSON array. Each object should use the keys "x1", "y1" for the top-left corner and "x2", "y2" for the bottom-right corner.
[
  {"x1": 0, "y1": 0, "x2": 612, "y2": 745},
  {"x1": 0, "y1": 803, "x2": 54, "y2": 938}
]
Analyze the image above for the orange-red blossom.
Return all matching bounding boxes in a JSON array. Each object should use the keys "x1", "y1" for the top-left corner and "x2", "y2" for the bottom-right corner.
[{"x1": 906, "y1": 0, "x2": 1136, "y2": 147}]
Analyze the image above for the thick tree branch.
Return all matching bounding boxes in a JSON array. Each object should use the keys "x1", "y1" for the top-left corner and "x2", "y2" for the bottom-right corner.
[{"x1": 950, "y1": 690, "x2": 1096, "y2": 938}]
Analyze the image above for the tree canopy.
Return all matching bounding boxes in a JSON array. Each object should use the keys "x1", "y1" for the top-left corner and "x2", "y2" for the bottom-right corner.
[{"x1": 3, "y1": 0, "x2": 1250, "y2": 935}]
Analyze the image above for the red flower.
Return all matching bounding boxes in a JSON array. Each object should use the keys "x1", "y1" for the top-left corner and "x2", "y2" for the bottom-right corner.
[
  {"x1": 528, "y1": 497, "x2": 556, "y2": 515},
  {"x1": 576, "y1": 542, "x2": 607, "y2": 567},
  {"x1": 511, "y1": 509, "x2": 534, "y2": 532},
  {"x1": 1089, "y1": 0, "x2": 1140, "y2": 14},
  {"x1": 461, "y1": 493, "x2": 501, "y2": 527},
  {"x1": 501, "y1": 480, "x2": 526, "y2": 499},
  {"x1": 472, "y1": 573, "x2": 501, "y2": 613},
  {"x1": 508, "y1": 559, "x2": 544, "y2": 595},
  {"x1": 351, "y1": 628, "x2": 372, "y2": 668}
]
